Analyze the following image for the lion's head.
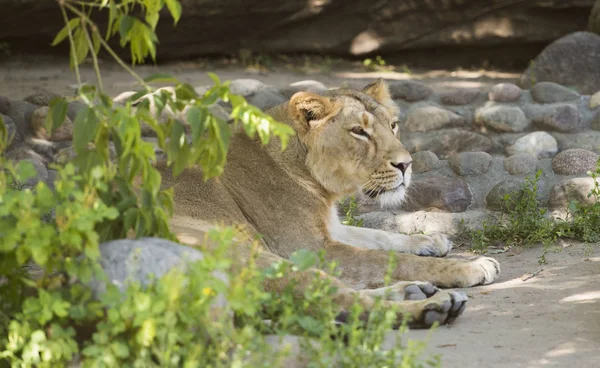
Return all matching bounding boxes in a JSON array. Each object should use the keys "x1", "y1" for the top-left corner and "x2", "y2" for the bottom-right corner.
[{"x1": 287, "y1": 79, "x2": 412, "y2": 207}]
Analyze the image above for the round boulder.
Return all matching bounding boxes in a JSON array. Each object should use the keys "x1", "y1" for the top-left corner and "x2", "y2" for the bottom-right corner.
[
  {"x1": 438, "y1": 88, "x2": 480, "y2": 105},
  {"x1": 531, "y1": 82, "x2": 579, "y2": 104},
  {"x1": 533, "y1": 104, "x2": 581, "y2": 132},
  {"x1": 520, "y1": 32, "x2": 600, "y2": 95},
  {"x1": 411, "y1": 151, "x2": 439, "y2": 173},
  {"x1": 551, "y1": 149, "x2": 600, "y2": 175},
  {"x1": 403, "y1": 176, "x2": 472, "y2": 213},
  {"x1": 24, "y1": 91, "x2": 62, "y2": 106},
  {"x1": 506, "y1": 131, "x2": 558, "y2": 158},
  {"x1": 30, "y1": 106, "x2": 74, "y2": 142},
  {"x1": 388, "y1": 81, "x2": 433, "y2": 102},
  {"x1": 404, "y1": 128, "x2": 493, "y2": 159},
  {"x1": 549, "y1": 177, "x2": 598, "y2": 210},
  {"x1": 486, "y1": 178, "x2": 534, "y2": 211},
  {"x1": 504, "y1": 153, "x2": 538, "y2": 175},
  {"x1": 476, "y1": 105, "x2": 529, "y2": 132},
  {"x1": 448, "y1": 152, "x2": 493, "y2": 176},
  {"x1": 488, "y1": 83, "x2": 522, "y2": 102},
  {"x1": 404, "y1": 105, "x2": 465, "y2": 132},
  {"x1": 281, "y1": 80, "x2": 328, "y2": 98},
  {"x1": 590, "y1": 91, "x2": 600, "y2": 109}
]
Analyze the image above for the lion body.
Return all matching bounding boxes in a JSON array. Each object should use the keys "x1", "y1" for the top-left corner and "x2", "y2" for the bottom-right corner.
[{"x1": 158, "y1": 80, "x2": 500, "y2": 326}]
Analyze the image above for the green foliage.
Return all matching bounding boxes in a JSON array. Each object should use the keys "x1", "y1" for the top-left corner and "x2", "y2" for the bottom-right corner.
[
  {"x1": 0, "y1": 1, "x2": 434, "y2": 366},
  {"x1": 340, "y1": 196, "x2": 364, "y2": 227},
  {"x1": 461, "y1": 165, "x2": 600, "y2": 260},
  {"x1": 362, "y1": 56, "x2": 393, "y2": 72}
]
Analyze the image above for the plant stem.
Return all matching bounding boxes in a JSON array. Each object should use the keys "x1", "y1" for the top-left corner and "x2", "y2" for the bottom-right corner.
[
  {"x1": 81, "y1": 22, "x2": 104, "y2": 92},
  {"x1": 59, "y1": 3, "x2": 82, "y2": 87},
  {"x1": 63, "y1": 1, "x2": 150, "y2": 91}
]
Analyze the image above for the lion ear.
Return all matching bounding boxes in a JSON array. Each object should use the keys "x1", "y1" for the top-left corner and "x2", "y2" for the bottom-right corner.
[
  {"x1": 288, "y1": 92, "x2": 336, "y2": 128},
  {"x1": 362, "y1": 78, "x2": 399, "y2": 116}
]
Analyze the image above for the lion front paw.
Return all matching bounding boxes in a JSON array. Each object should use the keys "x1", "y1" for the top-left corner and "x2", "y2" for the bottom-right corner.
[
  {"x1": 416, "y1": 290, "x2": 468, "y2": 328},
  {"x1": 470, "y1": 256, "x2": 501, "y2": 285},
  {"x1": 409, "y1": 233, "x2": 452, "y2": 257}
]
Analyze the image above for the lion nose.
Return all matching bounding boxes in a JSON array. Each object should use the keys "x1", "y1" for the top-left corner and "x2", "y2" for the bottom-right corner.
[{"x1": 391, "y1": 161, "x2": 411, "y2": 175}]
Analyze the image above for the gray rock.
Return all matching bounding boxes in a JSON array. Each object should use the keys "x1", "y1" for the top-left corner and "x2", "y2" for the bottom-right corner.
[
  {"x1": 246, "y1": 87, "x2": 286, "y2": 111},
  {"x1": 521, "y1": 32, "x2": 600, "y2": 95},
  {"x1": 30, "y1": 106, "x2": 74, "y2": 142},
  {"x1": 403, "y1": 176, "x2": 472, "y2": 213},
  {"x1": 1, "y1": 113, "x2": 21, "y2": 148},
  {"x1": 448, "y1": 152, "x2": 493, "y2": 176},
  {"x1": 551, "y1": 149, "x2": 600, "y2": 175},
  {"x1": 549, "y1": 177, "x2": 598, "y2": 210},
  {"x1": 592, "y1": 111, "x2": 600, "y2": 131},
  {"x1": 4, "y1": 100, "x2": 38, "y2": 138},
  {"x1": 404, "y1": 129, "x2": 493, "y2": 159},
  {"x1": 504, "y1": 154, "x2": 538, "y2": 175},
  {"x1": 488, "y1": 83, "x2": 522, "y2": 102},
  {"x1": 551, "y1": 131, "x2": 600, "y2": 153},
  {"x1": 438, "y1": 88, "x2": 480, "y2": 105},
  {"x1": 411, "y1": 151, "x2": 439, "y2": 173},
  {"x1": 45, "y1": 169, "x2": 58, "y2": 191},
  {"x1": 5, "y1": 145, "x2": 47, "y2": 164},
  {"x1": 229, "y1": 79, "x2": 266, "y2": 96},
  {"x1": 486, "y1": 178, "x2": 527, "y2": 211},
  {"x1": 66, "y1": 101, "x2": 86, "y2": 122},
  {"x1": 92, "y1": 238, "x2": 228, "y2": 310},
  {"x1": 533, "y1": 104, "x2": 581, "y2": 132},
  {"x1": 531, "y1": 82, "x2": 579, "y2": 104},
  {"x1": 403, "y1": 104, "x2": 465, "y2": 132},
  {"x1": 20, "y1": 157, "x2": 49, "y2": 189},
  {"x1": 476, "y1": 105, "x2": 529, "y2": 132},
  {"x1": 506, "y1": 131, "x2": 558, "y2": 158},
  {"x1": 389, "y1": 81, "x2": 433, "y2": 102},
  {"x1": 0, "y1": 95, "x2": 9, "y2": 114},
  {"x1": 24, "y1": 91, "x2": 61, "y2": 106},
  {"x1": 281, "y1": 80, "x2": 328, "y2": 98},
  {"x1": 590, "y1": 91, "x2": 600, "y2": 109}
]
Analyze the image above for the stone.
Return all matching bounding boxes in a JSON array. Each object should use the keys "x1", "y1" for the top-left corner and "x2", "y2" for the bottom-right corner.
[
  {"x1": 403, "y1": 105, "x2": 465, "y2": 132},
  {"x1": 24, "y1": 91, "x2": 61, "y2": 106},
  {"x1": 448, "y1": 152, "x2": 493, "y2": 176},
  {"x1": 281, "y1": 80, "x2": 328, "y2": 98},
  {"x1": 551, "y1": 131, "x2": 600, "y2": 153},
  {"x1": 228, "y1": 79, "x2": 266, "y2": 96},
  {"x1": 521, "y1": 32, "x2": 600, "y2": 95},
  {"x1": 3, "y1": 100, "x2": 38, "y2": 138},
  {"x1": 402, "y1": 176, "x2": 472, "y2": 213},
  {"x1": 389, "y1": 81, "x2": 433, "y2": 102},
  {"x1": 0, "y1": 95, "x2": 9, "y2": 114},
  {"x1": 404, "y1": 129, "x2": 493, "y2": 159},
  {"x1": 592, "y1": 111, "x2": 600, "y2": 131},
  {"x1": 549, "y1": 177, "x2": 598, "y2": 210},
  {"x1": 533, "y1": 104, "x2": 581, "y2": 132},
  {"x1": 503, "y1": 154, "x2": 538, "y2": 175},
  {"x1": 20, "y1": 157, "x2": 49, "y2": 189},
  {"x1": 411, "y1": 151, "x2": 439, "y2": 173},
  {"x1": 551, "y1": 149, "x2": 600, "y2": 175},
  {"x1": 476, "y1": 105, "x2": 529, "y2": 132},
  {"x1": 91, "y1": 238, "x2": 228, "y2": 311},
  {"x1": 438, "y1": 88, "x2": 480, "y2": 105},
  {"x1": 488, "y1": 83, "x2": 522, "y2": 102},
  {"x1": 1, "y1": 113, "x2": 21, "y2": 148},
  {"x1": 486, "y1": 178, "x2": 528, "y2": 211},
  {"x1": 246, "y1": 87, "x2": 286, "y2": 111},
  {"x1": 506, "y1": 132, "x2": 558, "y2": 158},
  {"x1": 591, "y1": 91, "x2": 600, "y2": 109},
  {"x1": 30, "y1": 106, "x2": 74, "y2": 141},
  {"x1": 531, "y1": 82, "x2": 579, "y2": 104}
]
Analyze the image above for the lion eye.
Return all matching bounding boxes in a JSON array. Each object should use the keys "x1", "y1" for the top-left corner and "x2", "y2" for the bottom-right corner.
[
  {"x1": 391, "y1": 121, "x2": 398, "y2": 131},
  {"x1": 350, "y1": 126, "x2": 370, "y2": 138}
]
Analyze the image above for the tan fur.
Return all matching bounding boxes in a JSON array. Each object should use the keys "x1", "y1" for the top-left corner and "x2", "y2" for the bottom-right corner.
[{"x1": 158, "y1": 79, "x2": 500, "y2": 326}]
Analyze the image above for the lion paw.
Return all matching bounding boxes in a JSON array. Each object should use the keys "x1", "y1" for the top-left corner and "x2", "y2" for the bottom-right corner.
[
  {"x1": 409, "y1": 233, "x2": 452, "y2": 257},
  {"x1": 359, "y1": 281, "x2": 439, "y2": 302},
  {"x1": 470, "y1": 256, "x2": 501, "y2": 285},
  {"x1": 413, "y1": 290, "x2": 468, "y2": 328}
]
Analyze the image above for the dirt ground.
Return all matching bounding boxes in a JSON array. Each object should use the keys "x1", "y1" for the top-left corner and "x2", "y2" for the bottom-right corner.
[{"x1": 1, "y1": 57, "x2": 598, "y2": 367}]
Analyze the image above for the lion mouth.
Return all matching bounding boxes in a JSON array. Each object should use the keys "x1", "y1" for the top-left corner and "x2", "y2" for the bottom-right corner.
[{"x1": 364, "y1": 183, "x2": 404, "y2": 198}]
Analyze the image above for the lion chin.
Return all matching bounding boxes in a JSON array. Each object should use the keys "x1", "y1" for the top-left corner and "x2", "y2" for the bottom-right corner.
[{"x1": 365, "y1": 184, "x2": 407, "y2": 208}]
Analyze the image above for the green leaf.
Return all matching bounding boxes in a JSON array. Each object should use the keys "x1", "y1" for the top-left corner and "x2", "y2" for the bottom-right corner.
[
  {"x1": 165, "y1": 0, "x2": 183, "y2": 24},
  {"x1": 187, "y1": 106, "x2": 208, "y2": 142},
  {"x1": 73, "y1": 106, "x2": 99, "y2": 153},
  {"x1": 72, "y1": 28, "x2": 90, "y2": 67},
  {"x1": 143, "y1": 73, "x2": 179, "y2": 84},
  {"x1": 289, "y1": 249, "x2": 318, "y2": 271},
  {"x1": 46, "y1": 97, "x2": 68, "y2": 132},
  {"x1": 207, "y1": 72, "x2": 221, "y2": 85},
  {"x1": 51, "y1": 18, "x2": 80, "y2": 46},
  {"x1": 119, "y1": 15, "x2": 136, "y2": 40}
]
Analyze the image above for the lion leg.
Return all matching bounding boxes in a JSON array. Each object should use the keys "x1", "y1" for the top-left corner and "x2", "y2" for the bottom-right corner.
[{"x1": 324, "y1": 241, "x2": 500, "y2": 289}]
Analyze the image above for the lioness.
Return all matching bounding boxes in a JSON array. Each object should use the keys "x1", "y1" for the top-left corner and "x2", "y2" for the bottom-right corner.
[{"x1": 158, "y1": 79, "x2": 500, "y2": 327}]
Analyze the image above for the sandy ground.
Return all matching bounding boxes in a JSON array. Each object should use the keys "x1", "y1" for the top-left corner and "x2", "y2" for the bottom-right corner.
[
  {"x1": 1, "y1": 58, "x2": 598, "y2": 367},
  {"x1": 400, "y1": 242, "x2": 600, "y2": 368}
]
